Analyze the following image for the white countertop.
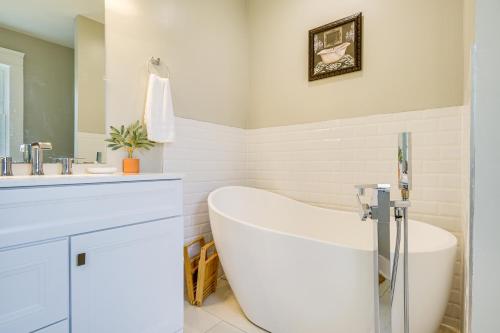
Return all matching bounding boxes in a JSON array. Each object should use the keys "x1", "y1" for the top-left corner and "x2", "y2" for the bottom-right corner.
[{"x1": 0, "y1": 173, "x2": 183, "y2": 188}]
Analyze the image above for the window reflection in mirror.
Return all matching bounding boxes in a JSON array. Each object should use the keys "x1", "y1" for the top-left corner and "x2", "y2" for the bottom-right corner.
[{"x1": 0, "y1": 1, "x2": 105, "y2": 163}]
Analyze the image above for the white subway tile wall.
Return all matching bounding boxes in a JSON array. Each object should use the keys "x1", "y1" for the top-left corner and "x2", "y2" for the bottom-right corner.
[
  {"x1": 164, "y1": 106, "x2": 469, "y2": 330},
  {"x1": 163, "y1": 117, "x2": 247, "y2": 243},
  {"x1": 246, "y1": 106, "x2": 468, "y2": 330}
]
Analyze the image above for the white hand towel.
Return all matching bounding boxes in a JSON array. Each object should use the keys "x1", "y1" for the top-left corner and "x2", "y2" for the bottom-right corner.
[{"x1": 144, "y1": 73, "x2": 175, "y2": 143}]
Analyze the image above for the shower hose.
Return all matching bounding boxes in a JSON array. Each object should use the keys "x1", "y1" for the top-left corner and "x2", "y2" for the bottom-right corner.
[{"x1": 390, "y1": 207, "x2": 410, "y2": 333}]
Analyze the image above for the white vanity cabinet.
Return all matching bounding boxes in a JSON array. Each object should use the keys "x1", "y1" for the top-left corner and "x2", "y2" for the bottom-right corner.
[{"x1": 0, "y1": 174, "x2": 184, "y2": 333}]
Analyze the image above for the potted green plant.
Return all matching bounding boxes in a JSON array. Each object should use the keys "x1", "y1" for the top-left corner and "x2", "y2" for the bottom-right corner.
[{"x1": 105, "y1": 121, "x2": 155, "y2": 173}]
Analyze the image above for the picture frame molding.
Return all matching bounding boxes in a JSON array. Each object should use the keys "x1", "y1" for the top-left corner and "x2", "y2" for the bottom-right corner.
[{"x1": 308, "y1": 12, "x2": 363, "y2": 81}]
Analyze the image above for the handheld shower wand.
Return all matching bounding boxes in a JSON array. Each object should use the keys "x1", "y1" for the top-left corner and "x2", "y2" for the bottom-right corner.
[{"x1": 398, "y1": 132, "x2": 412, "y2": 199}]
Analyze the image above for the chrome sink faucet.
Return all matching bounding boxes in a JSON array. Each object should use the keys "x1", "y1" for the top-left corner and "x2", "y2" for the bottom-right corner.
[{"x1": 30, "y1": 142, "x2": 52, "y2": 175}]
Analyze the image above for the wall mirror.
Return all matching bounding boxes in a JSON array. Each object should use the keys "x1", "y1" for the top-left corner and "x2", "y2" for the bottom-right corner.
[{"x1": 0, "y1": 0, "x2": 105, "y2": 163}]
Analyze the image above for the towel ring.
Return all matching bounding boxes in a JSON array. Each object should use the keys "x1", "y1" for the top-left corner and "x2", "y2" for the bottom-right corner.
[{"x1": 148, "y1": 57, "x2": 170, "y2": 78}]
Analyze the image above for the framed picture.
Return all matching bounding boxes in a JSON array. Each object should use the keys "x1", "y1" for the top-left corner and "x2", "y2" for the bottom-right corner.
[{"x1": 309, "y1": 13, "x2": 362, "y2": 81}]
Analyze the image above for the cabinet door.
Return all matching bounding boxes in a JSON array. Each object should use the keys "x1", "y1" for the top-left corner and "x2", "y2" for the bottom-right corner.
[
  {"x1": 71, "y1": 218, "x2": 183, "y2": 333},
  {"x1": 0, "y1": 239, "x2": 68, "y2": 333}
]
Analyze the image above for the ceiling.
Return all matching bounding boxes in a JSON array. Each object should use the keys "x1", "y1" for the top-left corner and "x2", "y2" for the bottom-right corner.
[{"x1": 0, "y1": 0, "x2": 104, "y2": 48}]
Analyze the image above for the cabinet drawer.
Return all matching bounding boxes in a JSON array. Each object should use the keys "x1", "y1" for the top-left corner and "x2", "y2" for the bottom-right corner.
[
  {"x1": 0, "y1": 180, "x2": 182, "y2": 249},
  {"x1": 0, "y1": 240, "x2": 68, "y2": 333}
]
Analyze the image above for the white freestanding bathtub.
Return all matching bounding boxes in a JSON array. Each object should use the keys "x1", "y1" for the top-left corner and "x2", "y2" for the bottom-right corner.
[{"x1": 208, "y1": 186, "x2": 457, "y2": 333}]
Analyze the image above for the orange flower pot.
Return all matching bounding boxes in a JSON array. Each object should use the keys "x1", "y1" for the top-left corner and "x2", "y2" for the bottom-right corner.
[{"x1": 123, "y1": 158, "x2": 140, "y2": 174}]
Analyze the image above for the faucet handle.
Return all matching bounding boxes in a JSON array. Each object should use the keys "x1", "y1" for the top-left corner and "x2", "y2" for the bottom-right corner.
[
  {"x1": 356, "y1": 193, "x2": 371, "y2": 221},
  {"x1": 354, "y1": 184, "x2": 391, "y2": 221},
  {"x1": 52, "y1": 157, "x2": 74, "y2": 175},
  {"x1": 0, "y1": 157, "x2": 13, "y2": 176},
  {"x1": 355, "y1": 185, "x2": 373, "y2": 221}
]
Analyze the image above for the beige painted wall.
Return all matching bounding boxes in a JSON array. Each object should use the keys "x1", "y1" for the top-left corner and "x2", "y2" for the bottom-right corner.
[
  {"x1": 105, "y1": 0, "x2": 249, "y2": 171},
  {"x1": 105, "y1": 0, "x2": 468, "y2": 169},
  {"x1": 75, "y1": 15, "x2": 105, "y2": 134},
  {"x1": 0, "y1": 27, "x2": 74, "y2": 158},
  {"x1": 247, "y1": 0, "x2": 465, "y2": 128},
  {"x1": 463, "y1": 0, "x2": 475, "y2": 106}
]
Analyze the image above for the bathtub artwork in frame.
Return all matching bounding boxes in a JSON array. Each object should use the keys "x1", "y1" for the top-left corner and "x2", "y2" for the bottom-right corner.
[{"x1": 309, "y1": 12, "x2": 362, "y2": 81}]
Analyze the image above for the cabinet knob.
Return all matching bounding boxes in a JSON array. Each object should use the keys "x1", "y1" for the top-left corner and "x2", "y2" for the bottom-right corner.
[{"x1": 77, "y1": 253, "x2": 86, "y2": 266}]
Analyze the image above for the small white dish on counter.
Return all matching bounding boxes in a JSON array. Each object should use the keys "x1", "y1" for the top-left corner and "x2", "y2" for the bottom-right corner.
[{"x1": 86, "y1": 167, "x2": 118, "y2": 174}]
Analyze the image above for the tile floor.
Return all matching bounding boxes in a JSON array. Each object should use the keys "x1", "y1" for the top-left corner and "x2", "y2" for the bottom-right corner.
[
  {"x1": 184, "y1": 278, "x2": 267, "y2": 333},
  {"x1": 184, "y1": 279, "x2": 457, "y2": 333}
]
